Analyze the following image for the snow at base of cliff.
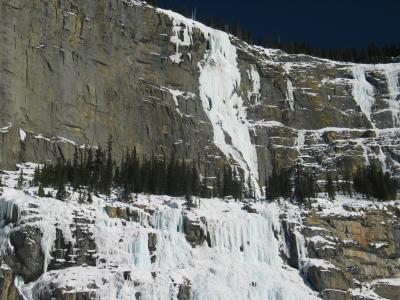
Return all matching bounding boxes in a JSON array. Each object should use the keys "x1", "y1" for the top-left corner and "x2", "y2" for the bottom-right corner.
[{"x1": 0, "y1": 164, "x2": 318, "y2": 300}]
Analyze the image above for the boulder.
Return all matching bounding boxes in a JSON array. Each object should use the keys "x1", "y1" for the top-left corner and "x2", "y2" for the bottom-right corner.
[
  {"x1": 323, "y1": 131, "x2": 338, "y2": 144},
  {"x1": 177, "y1": 280, "x2": 192, "y2": 300},
  {"x1": 362, "y1": 130, "x2": 377, "y2": 139},
  {"x1": 320, "y1": 289, "x2": 351, "y2": 300},
  {"x1": 5, "y1": 226, "x2": 44, "y2": 282},
  {"x1": 105, "y1": 206, "x2": 142, "y2": 222},
  {"x1": 148, "y1": 232, "x2": 157, "y2": 263},
  {"x1": 372, "y1": 280, "x2": 400, "y2": 300},
  {"x1": 306, "y1": 264, "x2": 351, "y2": 292},
  {"x1": 242, "y1": 205, "x2": 258, "y2": 214},
  {"x1": 183, "y1": 216, "x2": 206, "y2": 247}
]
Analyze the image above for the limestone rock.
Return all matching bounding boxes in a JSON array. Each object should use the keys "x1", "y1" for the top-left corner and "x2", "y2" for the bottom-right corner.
[
  {"x1": 0, "y1": 0, "x2": 399, "y2": 189},
  {"x1": 5, "y1": 226, "x2": 44, "y2": 282},
  {"x1": 306, "y1": 264, "x2": 351, "y2": 292},
  {"x1": 177, "y1": 280, "x2": 192, "y2": 300},
  {"x1": 372, "y1": 280, "x2": 400, "y2": 300},
  {"x1": 183, "y1": 216, "x2": 206, "y2": 247},
  {"x1": 0, "y1": 264, "x2": 18, "y2": 300},
  {"x1": 320, "y1": 289, "x2": 351, "y2": 300},
  {"x1": 242, "y1": 204, "x2": 258, "y2": 214},
  {"x1": 105, "y1": 206, "x2": 142, "y2": 222}
]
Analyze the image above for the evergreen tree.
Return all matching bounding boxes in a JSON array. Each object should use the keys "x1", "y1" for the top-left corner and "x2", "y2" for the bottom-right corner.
[
  {"x1": 37, "y1": 184, "x2": 45, "y2": 197},
  {"x1": 266, "y1": 168, "x2": 280, "y2": 201},
  {"x1": 354, "y1": 166, "x2": 397, "y2": 201},
  {"x1": 189, "y1": 163, "x2": 200, "y2": 196},
  {"x1": 200, "y1": 178, "x2": 209, "y2": 198},
  {"x1": 342, "y1": 166, "x2": 353, "y2": 197},
  {"x1": 71, "y1": 147, "x2": 80, "y2": 191},
  {"x1": 246, "y1": 175, "x2": 254, "y2": 199},
  {"x1": 266, "y1": 168, "x2": 292, "y2": 201},
  {"x1": 78, "y1": 189, "x2": 85, "y2": 204},
  {"x1": 167, "y1": 153, "x2": 177, "y2": 195},
  {"x1": 184, "y1": 193, "x2": 196, "y2": 209},
  {"x1": 294, "y1": 165, "x2": 315, "y2": 204},
  {"x1": 56, "y1": 183, "x2": 67, "y2": 201},
  {"x1": 87, "y1": 191, "x2": 93, "y2": 204},
  {"x1": 33, "y1": 166, "x2": 40, "y2": 186},
  {"x1": 102, "y1": 136, "x2": 114, "y2": 196},
  {"x1": 325, "y1": 173, "x2": 335, "y2": 200},
  {"x1": 232, "y1": 168, "x2": 242, "y2": 200},
  {"x1": 215, "y1": 171, "x2": 223, "y2": 198},
  {"x1": 17, "y1": 169, "x2": 24, "y2": 189},
  {"x1": 280, "y1": 168, "x2": 292, "y2": 199},
  {"x1": 85, "y1": 148, "x2": 93, "y2": 188}
]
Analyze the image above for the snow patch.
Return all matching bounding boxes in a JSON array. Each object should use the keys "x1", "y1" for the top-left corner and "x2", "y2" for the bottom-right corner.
[
  {"x1": 0, "y1": 123, "x2": 12, "y2": 134},
  {"x1": 19, "y1": 129, "x2": 26, "y2": 142}
]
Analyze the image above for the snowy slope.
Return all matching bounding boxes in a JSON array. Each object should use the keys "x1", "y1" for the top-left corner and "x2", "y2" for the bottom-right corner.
[{"x1": 0, "y1": 164, "x2": 318, "y2": 300}]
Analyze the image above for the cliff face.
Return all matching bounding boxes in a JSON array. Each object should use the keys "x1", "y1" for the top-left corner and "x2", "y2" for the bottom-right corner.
[
  {"x1": 282, "y1": 196, "x2": 400, "y2": 299},
  {"x1": 1, "y1": 0, "x2": 400, "y2": 194},
  {"x1": 0, "y1": 0, "x2": 214, "y2": 172},
  {"x1": 0, "y1": 166, "x2": 399, "y2": 300}
]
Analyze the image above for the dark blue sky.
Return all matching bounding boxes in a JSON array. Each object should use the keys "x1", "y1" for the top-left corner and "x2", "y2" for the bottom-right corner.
[{"x1": 158, "y1": 0, "x2": 400, "y2": 49}]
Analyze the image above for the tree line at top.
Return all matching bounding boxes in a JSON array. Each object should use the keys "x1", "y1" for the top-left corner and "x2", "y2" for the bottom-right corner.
[
  {"x1": 31, "y1": 137, "x2": 253, "y2": 202},
  {"x1": 144, "y1": 0, "x2": 399, "y2": 64}
]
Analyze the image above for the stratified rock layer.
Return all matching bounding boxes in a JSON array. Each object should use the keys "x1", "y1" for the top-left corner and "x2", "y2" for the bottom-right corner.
[{"x1": 1, "y1": 0, "x2": 399, "y2": 192}]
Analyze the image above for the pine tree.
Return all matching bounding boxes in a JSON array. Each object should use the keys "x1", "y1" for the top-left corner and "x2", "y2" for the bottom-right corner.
[
  {"x1": 72, "y1": 147, "x2": 80, "y2": 191},
  {"x1": 353, "y1": 166, "x2": 398, "y2": 201},
  {"x1": 185, "y1": 193, "x2": 196, "y2": 209},
  {"x1": 232, "y1": 168, "x2": 242, "y2": 200},
  {"x1": 93, "y1": 145, "x2": 104, "y2": 191},
  {"x1": 200, "y1": 178, "x2": 209, "y2": 198},
  {"x1": 87, "y1": 191, "x2": 93, "y2": 204},
  {"x1": 84, "y1": 148, "x2": 93, "y2": 187},
  {"x1": 33, "y1": 166, "x2": 41, "y2": 186},
  {"x1": 37, "y1": 184, "x2": 45, "y2": 197},
  {"x1": 281, "y1": 168, "x2": 292, "y2": 199},
  {"x1": 325, "y1": 173, "x2": 335, "y2": 201},
  {"x1": 343, "y1": 166, "x2": 353, "y2": 197},
  {"x1": 17, "y1": 169, "x2": 24, "y2": 189},
  {"x1": 247, "y1": 176, "x2": 254, "y2": 199},
  {"x1": 78, "y1": 189, "x2": 85, "y2": 204},
  {"x1": 215, "y1": 171, "x2": 223, "y2": 198},
  {"x1": 103, "y1": 136, "x2": 113, "y2": 196},
  {"x1": 266, "y1": 168, "x2": 280, "y2": 201},
  {"x1": 56, "y1": 183, "x2": 67, "y2": 201},
  {"x1": 294, "y1": 165, "x2": 315, "y2": 204},
  {"x1": 167, "y1": 153, "x2": 177, "y2": 196},
  {"x1": 191, "y1": 163, "x2": 200, "y2": 196}
]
